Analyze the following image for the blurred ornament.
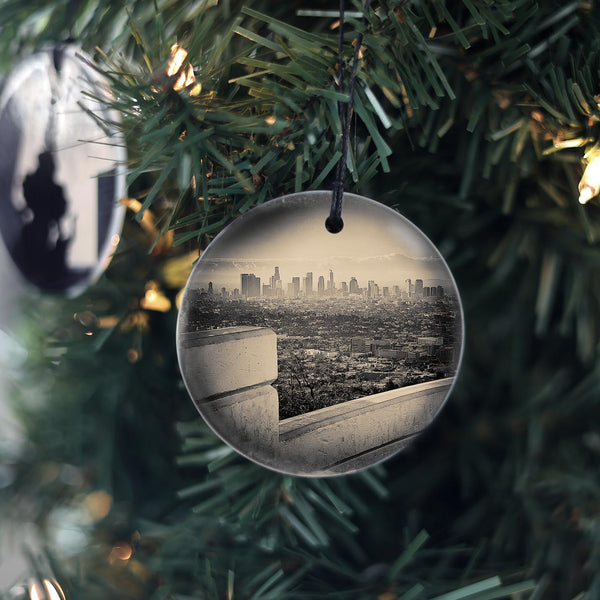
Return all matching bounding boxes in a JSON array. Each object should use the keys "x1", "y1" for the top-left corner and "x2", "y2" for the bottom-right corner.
[{"x1": 0, "y1": 44, "x2": 126, "y2": 296}]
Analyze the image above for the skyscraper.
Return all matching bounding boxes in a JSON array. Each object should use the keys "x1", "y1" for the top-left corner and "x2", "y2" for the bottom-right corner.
[
  {"x1": 305, "y1": 272, "x2": 313, "y2": 296},
  {"x1": 270, "y1": 266, "x2": 281, "y2": 290},
  {"x1": 208, "y1": 281, "x2": 214, "y2": 295},
  {"x1": 437, "y1": 285, "x2": 444, "y2": 297},
  {"x1": 405, "y1": 278, "x2": 412, "y2": 297},
  {"x1": 368, "y1": 280, "x2": 376, "y2": 298},
  {"x1": 349, "y1": 277, "x2": 359, "y2": 294},
  {"x1": 241, "y1": 273, "x2": 260, "y2": 297},
  {"x1": 292, "y1": 277, "x2": 300, "y2": 297},
  {"x1": 241, "y1": 274, "x2": 250, "y2": 297},
  {"x1": 318, "y1": 275, "x2": 325, "y2": 295},
  {"x1": 328, "y1": 269, "x2": 335, "y2": 293},
  {"x1": 415, "y1": 279, "x2": 424, "y2": 297},
  {"x1": 341, "y1": 281, "x2": 348, "y2": 293}
]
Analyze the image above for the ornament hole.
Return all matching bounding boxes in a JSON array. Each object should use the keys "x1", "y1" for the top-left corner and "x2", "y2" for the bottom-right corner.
[{"x1": 325, "y1": 215, "x2": 344, "y2": 234}]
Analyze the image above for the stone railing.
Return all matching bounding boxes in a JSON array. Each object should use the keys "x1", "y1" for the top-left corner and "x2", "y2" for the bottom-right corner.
[{"x1": 179, "y1": 326, "x2": 454, "y2": 476}]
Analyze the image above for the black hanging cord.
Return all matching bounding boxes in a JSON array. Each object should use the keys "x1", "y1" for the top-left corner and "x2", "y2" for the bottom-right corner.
[
  {"x1": 66, "y1": 0, "x2": 80, "y2": 42},
  {"x1": 326, "y1": 0, "x2": 371, "y2": 234}
]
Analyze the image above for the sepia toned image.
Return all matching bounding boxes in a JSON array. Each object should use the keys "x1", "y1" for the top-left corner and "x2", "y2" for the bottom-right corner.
[{"x1": 177, "y1": 191, "x2": 464, "y2": 476}]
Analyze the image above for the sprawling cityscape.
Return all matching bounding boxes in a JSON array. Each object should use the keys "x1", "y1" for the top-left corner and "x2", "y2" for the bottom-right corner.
[{"x1": 183, "y1": 265, "x2": 462, "y2": 419}]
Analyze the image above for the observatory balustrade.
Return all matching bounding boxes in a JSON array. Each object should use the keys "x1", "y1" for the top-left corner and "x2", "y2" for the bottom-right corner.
[{"x1": 179, "y1": 326, "x2": 453, "y2": 475}]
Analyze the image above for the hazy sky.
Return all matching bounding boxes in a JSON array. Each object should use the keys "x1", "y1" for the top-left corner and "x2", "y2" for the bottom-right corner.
[{"x1": 191, "y1": 192, "x2": 455, "y2": 290}]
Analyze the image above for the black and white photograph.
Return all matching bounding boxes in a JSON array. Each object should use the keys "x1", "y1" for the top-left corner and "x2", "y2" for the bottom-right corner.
[{"x1": 177, "y1": 191, "x2": 464, "y2": 476}]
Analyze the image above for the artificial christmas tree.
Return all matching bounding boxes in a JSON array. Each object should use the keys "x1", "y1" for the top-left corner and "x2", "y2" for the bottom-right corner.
[{"x1": 1, "y1": 1, "x2": 600, "y2": 598}]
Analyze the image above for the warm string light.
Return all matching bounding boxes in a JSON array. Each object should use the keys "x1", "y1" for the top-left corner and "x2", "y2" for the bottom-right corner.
[
  {"x1": 140, "y1": 281, "x2": 172, "y2": 313},
  {"x1": 109, "y1": 542, "x2": 133, "y2": 564},
  {"x1": 29, "y1": 579, "x2": 66, "y2": 600},
  {"x1": 84, "y1": 490, "x2": 113, "y2": 520},
  {"x1": 28, "y1": 583, "x2": 42, "y2": 600},
  {"x1": 578, "y1": 153, "x2": 600, "y2": 204},
  {"x1": 43, "y1": 580, "x2": 65, "y2": 600},
  {"x1": 167, "y1": 44, "x2": 202, "y2": 96}
]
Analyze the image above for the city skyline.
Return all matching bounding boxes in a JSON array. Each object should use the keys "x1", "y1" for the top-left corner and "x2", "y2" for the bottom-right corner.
[
  {"x1": 192, "y1": 258, "x2": 453, "y2": 293},
  {"x1": 197, "y1": 264, "x2": 452, "y2": 300}
]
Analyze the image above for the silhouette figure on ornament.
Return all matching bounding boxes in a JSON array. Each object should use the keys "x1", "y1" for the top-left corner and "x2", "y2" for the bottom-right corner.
[{"x1": 15, "y1": 150, "x2": 73, "y2": 289}]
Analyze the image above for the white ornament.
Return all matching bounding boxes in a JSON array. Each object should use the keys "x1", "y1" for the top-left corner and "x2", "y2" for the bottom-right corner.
[{"x1": 177, "y1": 191, "x2": 464, "y2": 476}]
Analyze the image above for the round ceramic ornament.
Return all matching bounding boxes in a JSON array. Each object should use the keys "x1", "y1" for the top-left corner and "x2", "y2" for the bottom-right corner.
[
  {"x1": 177, "y1": 191, "x2": 464, "y2": 476},
  {"x1": 0, "y1": 44, "x2": 126, "y2": 296}
]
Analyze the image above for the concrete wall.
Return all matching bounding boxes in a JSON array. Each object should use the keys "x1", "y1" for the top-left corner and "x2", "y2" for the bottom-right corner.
[
  {"x1": 179, "y1": 326, "x2": 454, "y2": 476},
  {"x1": 178, "y1": 326, "x2": 280, "y2": 464},
  {"x1": 278, "y1": 378, "x2": 452, "y2": 474},
  {"x1": 179, "y1": 326, "x2": 277, "y2": 398}
]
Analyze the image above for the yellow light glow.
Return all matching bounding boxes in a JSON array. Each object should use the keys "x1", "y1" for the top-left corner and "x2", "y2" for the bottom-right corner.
[
  {"x1": 174, "y1": 66, "x2": 195, "y2": 91},
  {"x1": 127, "y1": 349, "x2": 140, "y2": 363},
  {"x1": 43, "y1": 579, "x2": 66, "y2": 600},
  {"x1": 29, "y1": 582, "x2": 43, "y2": 600},
  {"x1": 109, "y1": 543, "x2": 133, "y2": 564},
  {"x1": 141, "y1": 287, "x2": 172, "y2": 313},
  {"x1": 84, "y1": 490, "x2": 113, "y2": 520},
  {"x1": 579, "y1": 154, "x2": 600, "y2": 204},
  {"x1": 167, "y1": 45, "x2": 188, "y2": 77},
  {"x1": 96, "y1": 316, "x2": 120, "y2": 329},
  {"x1": 167, "y1": 44, "x2": 198, "y2": 92}
]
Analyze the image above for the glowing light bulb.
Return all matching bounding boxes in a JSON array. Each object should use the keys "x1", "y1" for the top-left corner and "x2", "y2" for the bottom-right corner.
[
  {"x1": 29, "y1": 579, "x2": 65, "y2": 600},
  {"x1": 141, "y1": 283, "x2": 172, "y2": 312},
  {"x1": 578, "y1": 154, "x2": 600, "y2": 204},
  {"x1": 109, "y1": 542, "x2": 133, "y2": 564},
  {"x1": 167, "y1": 44, "x2": 200, "y2": 94},
  {"x1": 167, "y1": 45, "x2": 188, "y2": 77},
  {"x1": 43, "y1": 579, "x2": 66, "y2": 600},
  {"x1": 29, "y1": 582, "x2": 43, "y2": 600}
]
